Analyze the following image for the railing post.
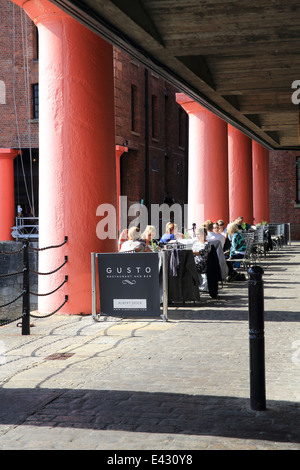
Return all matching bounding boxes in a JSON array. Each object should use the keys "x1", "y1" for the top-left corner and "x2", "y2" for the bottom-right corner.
[
  {"x1": 91, "y1": 252, "x2": 100, "y2": 322},
  {"x1": 162, "y1": 250, "x2": 168, "y2": 322},
  {"x1": 22, "y1": 239, "x2": 30, "y2": 335},
  {"x1": 248, "y1": 265, "x2": 266, "y2": 410}
]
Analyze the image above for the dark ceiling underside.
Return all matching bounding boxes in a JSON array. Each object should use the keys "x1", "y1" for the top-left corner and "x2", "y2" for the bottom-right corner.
[{"x1": 50, "y1": 0, "x2": 300, "y2": 150}]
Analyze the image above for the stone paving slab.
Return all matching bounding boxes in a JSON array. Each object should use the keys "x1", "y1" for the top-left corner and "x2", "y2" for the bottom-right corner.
[{"x1": 0, "y1": 243, "x2": 299, "y2": 451}]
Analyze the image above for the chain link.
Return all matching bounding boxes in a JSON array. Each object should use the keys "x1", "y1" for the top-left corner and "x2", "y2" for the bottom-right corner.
[
  {"x1": 0, "y1": 269, "x2": 24, "y2": 278},
  {"x1": 0, "y1": 314, "x2": 23, "y2": 327},
  {"x1": 29, "y1": 257, "x2": 68, "y2": 276},
  {"x1": 0, "y1": 237, "x2": 68, "y2": 330},
  {"x1": 31, "y1": 296, "x2": 68, "y2": 318},
  {"x1": 29, "y1": 236, "x2": 68, "y2": 252},
  {"x1": 0, "y1": 291, "x2": 25, "y2": 309},
  {"x1": 0, "y1": 246, "x2": 25, "y2": 255},
  {"x1": 29, "y1": 276, "x2": 68, "y2": 297}
]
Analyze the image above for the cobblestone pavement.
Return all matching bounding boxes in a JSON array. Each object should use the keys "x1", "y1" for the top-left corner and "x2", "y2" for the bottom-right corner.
[{"x1": 0, "y1": 242, "x2": 299, "y2": 451}]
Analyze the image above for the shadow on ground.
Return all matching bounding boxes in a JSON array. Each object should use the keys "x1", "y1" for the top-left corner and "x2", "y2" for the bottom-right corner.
[{"x1": 0, "y1": 387, "x2": 299, "y2": 444}]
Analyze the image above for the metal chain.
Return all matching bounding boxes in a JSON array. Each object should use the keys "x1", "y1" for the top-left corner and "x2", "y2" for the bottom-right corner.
[
  {"x1": 0, "y1": 314, "x2": 23, "y2": 327},
  {"x1": 0, "y1": 246, "x2": 24, "y2": 255},
  {"x1": 0, "y1": 237, "x2": 68, "y2": 330},
  {"x1": 0, "y1": 291, "x2": 25, "y2": 309},
  {"x1": 29, "y1": 236, "x2": 68, "y2": 252},
  {"x1": 29, "y1": 276, "x2": 68, "y2": 296},
  {"x1": 30, "y1": 296, "x2": 68, "y2": 318},
  {"x1": 0, "y1": 270, "x2": 24, "y2": 278},
  {"x1": 29, "y1": 257, "x2": 68, "y2": 276}
]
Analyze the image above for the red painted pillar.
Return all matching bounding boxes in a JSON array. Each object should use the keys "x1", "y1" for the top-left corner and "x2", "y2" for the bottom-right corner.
[
  {"x1": 12, "y1": 0, "x2": 117, "y2": 314},
  {"x1": 228, "y1": 125, "x2": 253, "y2": 224},
  {"x1": 0, "y1": 149, "x2": 18, "y2": 241},
  {"x1": 252, "y1": 141, "x2": 270, "y2": 224},
  {"x1": 176, "y1": 93, "x2": 229, "y2": 226}
]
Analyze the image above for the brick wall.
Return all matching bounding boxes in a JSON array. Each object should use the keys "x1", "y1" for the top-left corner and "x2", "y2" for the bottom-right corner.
[
  {"x1": 0, "y1": 0, "x2": 39, "y2": 148},
  {"x1": 0, "y1": 241, "x2": 38, "y2": 322},
  {"x1": 269, "y1": 149, "x2": 300, "y2": 239},
  {"x1": 114, "y1": 49, "x2": 188, "y2": 232}
]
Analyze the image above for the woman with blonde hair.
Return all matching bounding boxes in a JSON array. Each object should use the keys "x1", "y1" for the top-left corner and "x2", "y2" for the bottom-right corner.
[
  {"x1": 141, "y1": 225, "x2": 161, "y2": 251},
  {"x1": 142, "y1": 225, "x2": 157, "y2": 245},
  {"x1": 227, "y1": 223, "x2": 246, "y2": 259},
  {"x1": 193, "y1": 226, "x2": 211, "y2": 273},
  {"x1": 160, "y1": 222, "x2": 176, "y2": 243},
  {"x1": 119, "y1": 226, "x2": 151, "y2": 252}
]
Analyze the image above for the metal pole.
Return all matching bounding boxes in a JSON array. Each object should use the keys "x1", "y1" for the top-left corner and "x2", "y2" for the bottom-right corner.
[
  {"x1": 248, "y1": 265, "x2": 266, "y2": 410},
  {"x1": 22, "y1": 239, "x2": 30, "y2": 335},
  {"x1": 91, "y1": 252, "x2": 100, "y2": 322},
  {"x1": 162, "y1": 250, "x2": 168, "y2": 321}
]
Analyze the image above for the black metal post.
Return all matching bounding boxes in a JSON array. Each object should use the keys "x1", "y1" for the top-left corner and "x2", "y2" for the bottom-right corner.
[
  {"x1": 22, "y1": 239, "x2": 30, "y2": 335},
  {"x1": 248, "y1": 265, "x2": 266, "y2": 410}
]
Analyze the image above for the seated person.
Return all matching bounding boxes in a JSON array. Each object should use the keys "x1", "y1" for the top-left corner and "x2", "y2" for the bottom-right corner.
[
  {"x1": 160, "y1": 222, "x2": 176, "y2": 243},
  {"x1": 217, "y1": 219, "x2": 227, "y2": 236},
  {"x1": 141, "y1": 225, "x2": 160, "y2": 250},
  {"x1": 213, "y1": 222, "x2": 220, "y2": 234},
  {"x1": 119, "y1": 226, "x2": 152, "y2": 252},
  {"x1": 118, "y1": 228, "x2": 128, "y2": 251},
  {"x1": 192, "y1": 226, "x2": 211, "y2": 273},
  {"x1": 204, "y1": 220, "x2": 226, "y2": 248},
  {"x1": 207, "y1": 237, "x2": 229, "y2": 281},
  {"x1": 227, "y1": 222, "x2": 246, "y2": 259},
  {"x1": 235, "y1": 216, "x2": 251, "y2": 231},
  {"x1": 174, "y1": 223, "x2": 184, "y2": 240},
  {"x1": 217, "y1": 219, "x2": 231, "y2": 251},
  {"x1": 193, "y1": 226, "x2": 221, "y2": 297}
]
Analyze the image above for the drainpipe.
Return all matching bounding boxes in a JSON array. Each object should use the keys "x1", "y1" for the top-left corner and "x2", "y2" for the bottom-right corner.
[{"x1": 145, "y1": 69, "x2": 149, "y2": 222}]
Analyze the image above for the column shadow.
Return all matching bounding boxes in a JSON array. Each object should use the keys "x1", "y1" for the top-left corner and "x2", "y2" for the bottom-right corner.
[{"x1": 0, "y1": 387, "x2": 299, "y2": 444}]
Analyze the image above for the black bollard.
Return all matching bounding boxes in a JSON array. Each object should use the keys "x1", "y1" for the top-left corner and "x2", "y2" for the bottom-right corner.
[
  {"x1": 248, "y1": 265, "x2": 266, "y2": 411},
  {"x1": 22, "y1": 240, "x2": 30, "y2": 336}
]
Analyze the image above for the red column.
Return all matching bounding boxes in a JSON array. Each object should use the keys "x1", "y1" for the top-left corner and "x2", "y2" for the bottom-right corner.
[
  {"x1": 0, "y1": 149, "x2": 18, "y2": 241},
  {"x1": 252, "y1": 141, "x2": 270, "y2": 224},
  {"x1": 176, "y1": 94, "x2": 229, "y2": 226},
  {"x1": 228, "y1": 125, "x2": 253, "y2": 224},
  {"x1": 12, "y1": 0, "x2": 117, "y2": 314}
]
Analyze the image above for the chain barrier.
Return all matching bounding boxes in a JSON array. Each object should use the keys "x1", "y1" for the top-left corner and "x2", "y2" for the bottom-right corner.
[
  {"x1": 0, "y1": 314, "x2": 23, "y2": 327},
  {"x1": 29, "y1": 236, "x2": 68, "y2": 252},
  {"x1": 30, "y1": 295, "x2": 68, "y2": 319},
  {"x1": 0, "y1": 237, "x2": 68, "y2": 334},
  {"x1": 0, "y1": 244, "x2": 25, "y2": 326},
  {"x1": 0, "y1": 269, "x2": 24, "y2": 278},
  {"x1": 0, "y1": 246, "x2": 25, "y2": 255},
  {"x1": 29, "y1": 256, "x2": 68, "y2": 276},
  {"x1": 29, "y1": 276, "x2": 68, "y2": 296}
]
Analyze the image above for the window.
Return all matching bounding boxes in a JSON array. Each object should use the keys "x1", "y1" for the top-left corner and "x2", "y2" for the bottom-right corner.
[
  {"x1": 131, "y1": 84, "x2": 138, "y2": 132},
  {"x1": 296, "y1": 157, "x2": 300, "y2": 203},
  {"x1": 32, "y1": 84, "x2": 39, "y2": 119},
  {"x1": 151, "y1": 95, "x2": 158, "y2": 138},
  {"x1": 33, "y1": 25, "x2": 38, "y2": 60},
  {"x1": 152, "y1": 156, "x2": 158, "y2": 172}
]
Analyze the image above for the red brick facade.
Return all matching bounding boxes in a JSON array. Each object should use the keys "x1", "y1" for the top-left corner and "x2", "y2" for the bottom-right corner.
[
  {"x1": 269, "y1": 150, "x2": 300, "y2": 239},
  {"x1": 0, "y1": 1, "x2": 38, "y2": 148},
  {"x1": 114, "y1": 49, "x2": 188, "y2": 217}
]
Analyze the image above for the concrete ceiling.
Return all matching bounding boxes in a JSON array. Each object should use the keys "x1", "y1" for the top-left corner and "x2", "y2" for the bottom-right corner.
[{"x1": 50, "y1": 0, "x2": 300, "y2": 150}]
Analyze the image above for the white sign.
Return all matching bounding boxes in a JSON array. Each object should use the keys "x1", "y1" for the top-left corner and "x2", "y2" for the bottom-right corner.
[{"x1": 113, "y1": 299, "x2": 147, "y2": 310}]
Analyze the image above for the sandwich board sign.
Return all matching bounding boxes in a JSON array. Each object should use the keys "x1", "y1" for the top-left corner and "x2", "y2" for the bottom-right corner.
[{"x1": 96, "y1": 252, "x2": 161, "y2": 317}]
